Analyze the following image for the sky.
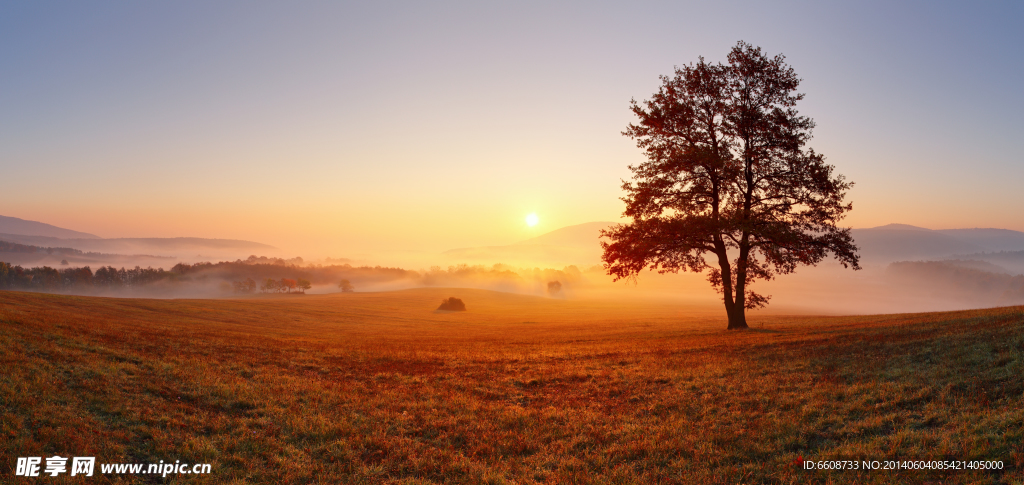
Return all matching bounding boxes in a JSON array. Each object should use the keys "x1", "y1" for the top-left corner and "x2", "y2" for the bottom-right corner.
[{"x1": 1, "y1": 1, "x2": 1022, "y2": 259}]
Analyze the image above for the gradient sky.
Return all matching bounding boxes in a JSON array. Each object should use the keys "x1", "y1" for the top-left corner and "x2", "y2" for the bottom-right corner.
[{"x1": 1, "y1": 1, "x2": 1022, "y2": 260}]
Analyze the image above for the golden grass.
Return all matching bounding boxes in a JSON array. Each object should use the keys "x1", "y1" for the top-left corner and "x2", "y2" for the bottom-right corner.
[{"x1": 1, "y1": 288, "x2": 1022, "y2": 484}]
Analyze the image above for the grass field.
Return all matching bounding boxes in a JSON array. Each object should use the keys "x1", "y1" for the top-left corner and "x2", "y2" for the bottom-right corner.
[{"x1": 2, "y1": 289, "x2": 1023, "y2": 484}]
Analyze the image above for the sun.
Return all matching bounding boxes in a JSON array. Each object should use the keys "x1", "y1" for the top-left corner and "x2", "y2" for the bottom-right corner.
[{"x1": 525, "y1": 213, "x2": 539, "y2": 227}]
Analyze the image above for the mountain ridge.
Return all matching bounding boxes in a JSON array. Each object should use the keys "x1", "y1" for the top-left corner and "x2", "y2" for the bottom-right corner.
[{"x1": 0, "y1": 215, "x2": 99, "y2": 239}]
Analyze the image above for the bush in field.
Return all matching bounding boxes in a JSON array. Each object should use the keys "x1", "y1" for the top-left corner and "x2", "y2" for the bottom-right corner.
[
  {"x1": 547, "y1": 280, "x2": 562, "y2": 295},
  {"x1": 437, "y1": 297, "x2": 466, "y2": 311},
  {"x1": 338, "y1": 279, "x2": 354, "y2": 292}
]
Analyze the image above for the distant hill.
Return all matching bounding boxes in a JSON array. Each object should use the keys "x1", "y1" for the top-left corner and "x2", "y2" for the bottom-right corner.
[
  {"x1": 0, "y1": 234, "x2": 276, "y2": 261},
  {"x1": 0, "y1": 215, "x2": 99, "y2": 239},
  {"x1": 946, "y1": 250, "x2": 1024, "y2": 274},
  {"x1": 443, "y1": 221, "x2": 1024, "y2": 267},
  {"x1": 887, "y1": 260, "x2": 1024, "y2": 305},
  {"x1": 933, "y1": 228, "x2": 1024, "y2": 252},
  {"x1": 852, "y1": 224, "x2": 1024, "y2": 263},
  {"x1": 0, "y1": 238, "x2": 177, "y2": 268},
  {"x1": 514, "y1": 221, "x2": 615, "y2": 247},
  {"x1": 444, "y1": 222, "x2": 618, "y2": 266},
  {"x1": 865, "y1": 223, "x2": 931, "y2": 231}
]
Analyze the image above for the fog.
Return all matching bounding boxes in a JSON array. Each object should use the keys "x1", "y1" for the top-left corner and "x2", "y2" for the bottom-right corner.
[
  {"x1": 3, "y1": 221, "x2": 1024, "y2": 316},
  {"x1": 0, "y1": 233, "x2": 280, "y2": 269},
  {"x1": 6, "y1": 256, "x2": 1019, "y2": 320}
]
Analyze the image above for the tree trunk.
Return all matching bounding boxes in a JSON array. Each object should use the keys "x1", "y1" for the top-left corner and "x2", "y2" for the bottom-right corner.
[
  {"x1": 727, "y1": 307, "x2": 749, "y2": 330},
  {"x1": 722, "y1": 297, "x2": 749, "y2": 330}
]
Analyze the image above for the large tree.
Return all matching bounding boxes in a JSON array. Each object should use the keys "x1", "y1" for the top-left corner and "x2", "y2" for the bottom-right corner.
[{"x1": 602, "y1": 42, "x2": 860, "y2": 330}]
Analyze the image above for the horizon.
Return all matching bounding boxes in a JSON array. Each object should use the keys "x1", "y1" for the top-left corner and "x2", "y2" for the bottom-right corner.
[
  {"x1": 5, "y1": 210, "x2": 1024, "y2": 317},
  {"x1": 5, "y1": 213, "x2": 1024, "y2": 260}
]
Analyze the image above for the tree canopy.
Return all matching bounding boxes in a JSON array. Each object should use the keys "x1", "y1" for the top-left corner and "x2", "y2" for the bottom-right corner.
[{"x1": 602, "y1": 41, "x2": 860, "y2": 329}]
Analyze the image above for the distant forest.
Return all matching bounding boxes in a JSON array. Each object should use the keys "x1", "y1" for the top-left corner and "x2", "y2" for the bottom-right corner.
[
  {"x1": 888, "y1": 260, "x2": 1024, "y2": 304},
  {"x1": 0, "y1": 259, "x2": 415, "y2": 293},
  {"x1": 0, "y1": 255, "x2": 583, "y2": 295}
]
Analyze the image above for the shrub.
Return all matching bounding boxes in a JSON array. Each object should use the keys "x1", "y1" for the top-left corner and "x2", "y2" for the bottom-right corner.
[{"x1": 437, "y1": 297, "x2": 466, "y2": 311}]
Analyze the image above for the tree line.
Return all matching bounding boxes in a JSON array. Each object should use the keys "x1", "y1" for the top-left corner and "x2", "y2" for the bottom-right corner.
[
  {"x1": 0, "y1": 263, "x2": 170, "y2": 291},
  {"x1": 0, "y1": 258, "x2": 583, "y2": 296},
  {"x1": 0, "y1": 257, "x2": 421, "y2": 294},
  {"x1": 0, "y1": 261, "x2": 314, "y2": 294},
  {"x1": 231, "y1": 277, "x2": 312, "y2": 294}
]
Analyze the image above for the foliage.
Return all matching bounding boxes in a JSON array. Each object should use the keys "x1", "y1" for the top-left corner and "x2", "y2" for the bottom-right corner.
[
  {"x1": 338, "y1": 279, "x2": 355, "y2": 292},
  {"x1": 233, "y1": 278, "x2": 257, "y2": 293},
  {"x1": 280, "y1": 278, "x2": 297, "y2": 293},
  {"x1": 0, "y1": 263, "x2": 164, "y2": 291},
  {"x1": 422, "y1": 264, "x2": 582, "y2": 294},
  {"x1": 260, "y1": 278, "x2": 279, "y2": 293},
  {"x1": 171, "y1": 262, "x2": 215, "y2": 274},
  {"x1": 603, "y1": 41, "x2": 859, "y2": 329},
  {"x1": 437, "y1": 297, "x2": 466, "y2": 311},
  {"x1": 1, "y1": 257, "x2": 588, "y2": 298},
  {"x1": 240, "y1": 254, "x2": 306, "y2": 266},
  {"x1": 0, "y1": 259, "x2": 418, "y2": 296}
]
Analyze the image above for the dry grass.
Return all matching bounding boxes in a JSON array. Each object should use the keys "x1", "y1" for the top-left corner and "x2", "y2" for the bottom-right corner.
[{"x1": 1, "y1": 288, "x2": 1022, "y2": 484}]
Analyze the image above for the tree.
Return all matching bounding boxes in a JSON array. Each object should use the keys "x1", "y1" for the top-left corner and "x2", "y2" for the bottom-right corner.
[
  {"x1": 602, "y1": 41, "x2": 860, "y2": 330},
  {"x1": 297, "y1": 278, "x2": 312, "y2": 293},
  {"x1": 338, "y1": 279, "x2": 354, "y2": 292},
  {"x1": 233, "y1": 277, "x2": 257, "y2": 293}
]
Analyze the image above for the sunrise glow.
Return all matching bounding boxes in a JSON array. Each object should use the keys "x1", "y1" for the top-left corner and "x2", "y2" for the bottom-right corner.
[{"x1": 525, "y1": 213, "x2": 539, "y2": 227}]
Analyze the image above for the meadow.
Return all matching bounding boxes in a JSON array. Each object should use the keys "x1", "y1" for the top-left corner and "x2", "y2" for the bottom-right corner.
[{"x1": 1, "y1": 289, "x2": 1022, "y2": 484}]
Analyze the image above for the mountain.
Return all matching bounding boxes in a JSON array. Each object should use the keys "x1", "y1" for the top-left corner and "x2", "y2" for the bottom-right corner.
[
  {"x1": 442, "y1": 221, "x2": 1024, "y2": 267},
  {"x1": 933, "y1": 228, "x2": 1024, "y2": 253},
  {"x1": 851, "y1": 225, "x2": 981, "y2": 262},
  {"x1": 0, "y1": 238, "x2": 177, "y2": 268},
  {"x1": 865, "y1": 223, "x2": 931, "y2": 231},
  {"x1": 0, "y1": 215, "x2": 99, "y2": 239},
  {"x1": 851, "y1": 224, "x2": 1024, "y2": 263},
  {"x1": 0, "y1": 234, "x2": 276, "y2": 261}
]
